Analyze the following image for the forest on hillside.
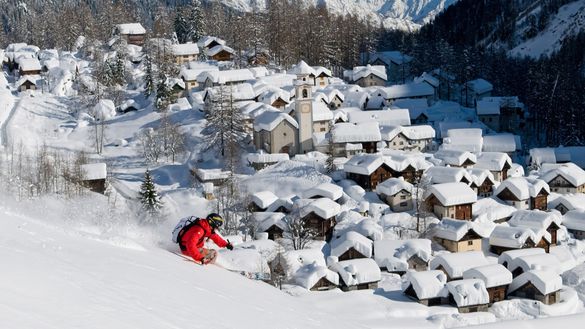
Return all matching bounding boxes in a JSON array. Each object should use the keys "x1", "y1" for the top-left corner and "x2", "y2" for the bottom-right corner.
[{"x1": 1, "y1": 0, "x2": 584, "y2": 148}]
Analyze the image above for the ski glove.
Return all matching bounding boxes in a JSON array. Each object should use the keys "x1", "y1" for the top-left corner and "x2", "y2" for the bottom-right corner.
[{"x1": 226, "y1": 240, "x2": 234, "y2": 250}]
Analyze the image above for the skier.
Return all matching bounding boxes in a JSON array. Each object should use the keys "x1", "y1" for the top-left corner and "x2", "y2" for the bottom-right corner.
[{"x1": 177, "y1": 213, "x2": 233, "y2": 264}]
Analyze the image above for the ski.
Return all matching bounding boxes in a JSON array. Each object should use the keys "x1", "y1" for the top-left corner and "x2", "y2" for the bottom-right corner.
[{"x1": 170, "y1": 251, "x2": 271, "y2": 281}]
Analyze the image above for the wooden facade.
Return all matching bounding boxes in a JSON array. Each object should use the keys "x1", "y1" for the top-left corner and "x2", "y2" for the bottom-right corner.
[
  {"x1": 426, "y1": 194, "x2": 473, "y2": 220},
  {"x1": 302, "y1": 212, "x2": 336, "y2": 241},
  {"x1": 475, "y1": 180, "x2": 494, "y2": 197},
  {"x1": 490, "y1": 237, "x2": 550, "y2": 256},
  {"x1": 211, "y1": 50, "x2": 232, "y2": 61},
  {"x1": 347, "y1": 163, "x2": 393, "y2": 191},
  {"x1": 530, "y1": 190, "x2": 549, "y2": 211},
  {"x1": 487, "y1": 285, "x2": 507, "y2": 304},
  {"x1": 341, "y1": 281, "x2": 378, "y2": 292},
  {"x1": 264, "y1": 225, "x2": 284, "y2": 241},
  {"x1": 19, "y1": 80, "x2": 36, "y2": 92},
  {"x1": 509, "y1": 282, "x2": 560, "y2": 305},
  {"x1": 407, "y1": 255, "x2": 429, "y2": 272},
  {"x1": 435, "y1": 230, "x2": 482, "y2": 253},
  {"x1": 338, "y1": 247, "x2": 367, "y2": 261},
  {"x1": 310, "y1": 277, "x2": 338, "y2": 291},
  {"x1": 82, "y1": 179, "x2": 107, "y2": 194}
]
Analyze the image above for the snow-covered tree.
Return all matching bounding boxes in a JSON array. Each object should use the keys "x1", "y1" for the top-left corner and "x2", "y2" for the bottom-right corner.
[
  {"x1": 143, "y1": 54, "x2": 155, "y2": 97},
  {"x1": 284, "y1": 208, "x2": 316, "y2": 250},
  {"x1": 202, "y1": 86, "x2": 246, "y2": 158},
  {"x1": 139, "y1": 169, "x2": 163, "y2": 220}
]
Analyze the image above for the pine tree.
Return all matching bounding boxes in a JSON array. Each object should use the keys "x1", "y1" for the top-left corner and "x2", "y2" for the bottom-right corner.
[
  {"x1": 139, "y1": 169, "x2": 163, "y2": 219},
  {"x1": 143, "y1": 54, "x2": 155, "y2": 97},
  {"x1": 155, "y1": 76, "x2": 173, "y2": 112},
  {"x1": 186, "y1": 0, "x2": 205, "y2": 43},
  {"x1": 174, "y1": 8, "x2": 189, "y2": 43}
]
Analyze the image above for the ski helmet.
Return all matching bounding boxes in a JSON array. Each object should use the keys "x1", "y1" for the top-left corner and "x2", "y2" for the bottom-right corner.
[{"x1": 206, "y1": 213, "x2": 224, "y2": 229}]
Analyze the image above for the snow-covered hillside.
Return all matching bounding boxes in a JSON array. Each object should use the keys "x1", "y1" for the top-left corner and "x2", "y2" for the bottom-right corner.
[
  {"x1": 215, "y1": 0, "x2": 459, "y2": 30},
  {"x1": 2, "y1": 191, "x2": 585, "y2": 329},
  {"x1": 510, "y1": 0, "x2": 585, "y2": 58}
]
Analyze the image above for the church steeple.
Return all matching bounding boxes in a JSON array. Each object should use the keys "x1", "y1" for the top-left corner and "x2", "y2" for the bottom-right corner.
[{"x1": 293, "y1": 60, "x2": 315, "y2": 153}]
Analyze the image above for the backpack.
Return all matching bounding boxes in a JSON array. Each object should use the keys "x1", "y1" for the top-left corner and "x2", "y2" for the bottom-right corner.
[{"x1": 172, "y1": 216, "x2": 203, "y2": 249}]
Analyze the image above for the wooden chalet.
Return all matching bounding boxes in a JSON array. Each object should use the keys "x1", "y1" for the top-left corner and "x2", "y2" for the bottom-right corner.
[
  {"x1": 489, "y1": 226, "x2": 551, "y2": 255},
  {"x1": 494, "y1": 177, "x2": 550, "y2": 211},
  {"x1": 424, "y1": 183, "x2": 477, "y2": 220},
  {"x1": 433, "y1": 219, "x2": 483, "y2": 253},
  {"x1": 114, "y1": 23, "x2": 146, "y2": 46},
  {"x1": 402, "y1": 270, "x2": 449, "y2": 306},
  {"x1": 330, "y1": 258, "x2": 381, "y2": 291},
  {"x1": 80, "y1": 163, "x2": 107, "y2": 194},
  {"x1": 508, "y1": 270, "x2": 561, "y2": 305},
  {"x1": 446, "y1": 279, "x2": 490, "y2": 313},
  {"x1": 330, "y1": 231, "x2": 372, "y2": 261},
  {"x1": 463, "y1": 264, "x2": 512, "y2": 304},
  {"x1": 299, "y1": 198, "x2": 340, "y2": 241}
]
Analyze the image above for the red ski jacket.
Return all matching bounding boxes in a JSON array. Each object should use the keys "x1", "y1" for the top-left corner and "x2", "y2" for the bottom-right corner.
[{"x1": 180, "y1": 219, "x2": 228, "y2": 262}]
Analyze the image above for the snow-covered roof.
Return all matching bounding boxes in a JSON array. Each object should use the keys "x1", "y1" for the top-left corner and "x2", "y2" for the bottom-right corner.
[
  {"x1": 508, "y1": 270, "x2": 562, "y2": 295},
  {"x1": 541, "y1": 162, "x2": 585, "y2": 187},
  {"x1": 312, "y1": 66, "x2": 332, "y2": 77},
  {"x1": 80, "y1": 163, "x2": 107, "y2": 181},
  {"x1": 17, "y1": 57, "x2": 41, "y2": 71},
  {"x1": 463, "y1": 264, "x2": 512, "y2": 288},
  {"x1": 425, "y1": 166, "x2": 473, "y2": 185},
  {"x1": 402, "y1": 270, "x2": 448, "y2": 300},
  {"x1": 289, "y1": 60, "x2": 316, "y2": 76},
  {"x1": 374, "y1": 239, "x2": 431, "y2": 270},
  {"x1": 311, "y1": 101, "x2": 334, "y2": 122},
  {"x1": 482, "y1": 134, "x2": 520, "y2": 153},
  {"x1": 247, "y1": 152, "x2": 290, "y2": 164},
  {"x1": 476, "y1": 100, "x2": 500, "y2": 115},
  {"x1": 379, "y1": 82, "x2": 435, "y2": 99},
  {"x1": 508, "y1": 210, "x2": 562, "y2": 231},
  {"x1": 195, "y1": 168, "x2": 231, "y2": 181},
  {"x1": 509, "y1": 253, "x2": 562, "y2": 275},
  {"x1": 330, "y1": 231, "x2": 373, "y2": 258},
  {"x1": 198, "y1": 68, "x2": 254, "y2": 84},
  {"x1": 172, "y1": 43, "x2": 200, "y2": 56},
  {"x1": 467, "y1": 168, "x2": 496, "y2": 187},
  {"x1": 253, "y1": 111, "x2": 298, "y2": 132},
  {"x1": 441, "y1": 128, "x2": 484, "y2": 153},
  {"x1": 168, "y1": 97, "x2": 192, "y2": 111},
  {"x1": 549, "y1": 193, "x2": 585, "y2": 213},
  {"x1": 498, "y1": 248, "x2": 546, "y2": 268},
  {"x1": 414, "y1": 72, "x2": 440, "y2": 88},
  {"x1": 329, "y1": 258, "x2": 381, "y2": 286},
  {"x1": 254, "y1": 212, "x2": 287, "y2": 233},
  {"x1": 206, "y1": 44, "x2": 235, "y2": 57},
  {"x1": 400, "y1": 125, "x2": 435, "y2": 140},
  {"x1": 347, "y1": 65, "x2": 387, "y2": 81},
  {"x1": 466, "y1": 78, "x2": 493, "y2": 94},
  {"x1": 331, "y1": 122, "x2": 381, "y2": 144},
  {"x1": 376, "y1": 177, "x2": 413, "y2": 196},
  {"x1": 300, "y1": 198, "x2": 341, "y2": 219},
  {"x1": 334, "y1": 215, "x2": 384, "y2": 242},
  {"x1": 197, "y1": 36, "x2": 226, "y2": 48},
  {"x1": 342, "y1": 90, "x2": 369, "y2": 108},
  {"x1": 343, "y1": 154, "x2": 385, "y2": 175},
  {"x1": 446, "y1": 279, "x2": 489, "y2": 307},
  {"x1": 369, "y1": 51, "x2": 412, "y2": 65},
  {"x1": 303, "y1": 183, "x2": 343, "y2": 200},
  {"x1": 294, "y1": 262, "x2": 339, "y2": 289},
  {"x1": 434, "y1": 149, "x2": 477, "y2": 167},
  {"x1": 563, "y1": 209, "x2": 585, "y2": 232},
  {"x1": 472, "y1": 197, "x2": 517, "y2": 223},
  {"x1": 115, "y1": 23, "x2": 146, "y2": 35},
  {"x1": 430, "y1": 251, "x2": 489, "y2": 279},
  {"x1": 348, "y1": 109, "x2": 411, "y2": 127},
  {"x1": 251, "y1": 191, "x2": 279, "y2": 209},
  {"x1": 424, "y1": 182, "x2": 477, "y2": 207},
  {"x1": 494, "y1": 177, "x2": 550, "y2": 200},
  {"x1": 489, "y1": 225, "x2": 546, "y2": 249},
  {"x1": 281, "y1": 248, "x2": 326, "y2": 278},
  {"x1": 433, "y1": 218, "x2": 479, "y2": 241}
]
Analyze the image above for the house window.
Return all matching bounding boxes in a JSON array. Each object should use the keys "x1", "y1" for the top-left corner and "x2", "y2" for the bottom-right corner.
[
  {"x1": 467, "y1": 240, "x2": 473, "y2": 246},
  {"x1": 320, "y1": 127, "x2": 326, "y2": 132},
  {"x1": 283, "y1": 132, "x2": 287, "y2": 136},
  {"x1": 400, "y1": 202, "x2": 407, "y2": 207},
  {"x1": 400, "y1": 195, "x2": 406, "y2": 200}
]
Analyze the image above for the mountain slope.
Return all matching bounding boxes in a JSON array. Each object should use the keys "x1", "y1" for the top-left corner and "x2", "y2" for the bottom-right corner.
[
  {"x1": 509, "y1": 0, "x2": 585, "y2": 58},
  {"x1": 214, "y1": 0, "x2": 459, "y2": 30}
]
